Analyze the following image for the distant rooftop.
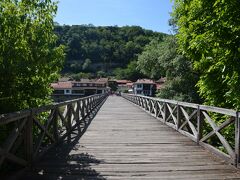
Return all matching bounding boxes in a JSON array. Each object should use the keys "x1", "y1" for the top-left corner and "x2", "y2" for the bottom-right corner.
[
  {"x1": 116, "y1": 80, "x2": 132, "y2": 84},
  {"x1": 51, "y1": 81, "x2": 72, "y2": 89},
  {"x1": 134, "y1": 79, "x2": 155, "y2": 84},
  {"x1": 126, "y1": 82, "x2": 133, "y2": 86},
  {"x1": 51, "y1": 78, "x2": 108, "y2": 89}
]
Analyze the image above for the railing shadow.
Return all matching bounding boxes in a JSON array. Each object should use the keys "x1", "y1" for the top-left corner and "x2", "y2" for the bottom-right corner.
[{"x1": 9, "y1": 97, "x2": 108, "y2": 180}]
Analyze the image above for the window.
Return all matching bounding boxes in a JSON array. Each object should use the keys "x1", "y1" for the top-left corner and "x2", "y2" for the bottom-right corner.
[
  {"x1": 53, "y1": 90, "x2": 64, "y2": 94},
  {"x1": 137, "y1": 84, "x2": 142, "y2": 88},
  {"x1": 136, "y1": 90, "x2": 142, "y2": 94},
  {"x1": 143, "y1": 90, "x2": 150, "y2": 96},
  {"x1": 72, "y1": 90, "x2": 84, "y2": 94},
  {"x1": 97, "y1": 90, "x2": 103, "y2": 94},
  {"x1": 64, "y1": 89, "x2": 72, "y2": 94}
]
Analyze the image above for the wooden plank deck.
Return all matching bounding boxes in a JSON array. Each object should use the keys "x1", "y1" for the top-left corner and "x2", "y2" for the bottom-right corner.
[{"x1": 20, "y1": 96, "x2": 240, "y2": 179}]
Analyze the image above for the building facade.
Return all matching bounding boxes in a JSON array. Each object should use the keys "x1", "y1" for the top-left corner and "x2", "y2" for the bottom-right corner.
[
  {"x1": 51, "y1": 78, "x2": 109, "y2": 102},
  {"x1": 133, "y1": 79, "x2": 156, "y2": 97},
  {"x1": 116, "y1": 80, "x2": 133, "y2": 93}
]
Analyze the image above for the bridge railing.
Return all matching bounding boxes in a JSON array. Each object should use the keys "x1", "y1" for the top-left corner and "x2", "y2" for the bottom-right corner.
[
  {"x1": 0, "y1": 93, "x2": 108, "y2": 171},
  {"x1": 122, "y1": 93, "x2": 240, "y2": 166}
]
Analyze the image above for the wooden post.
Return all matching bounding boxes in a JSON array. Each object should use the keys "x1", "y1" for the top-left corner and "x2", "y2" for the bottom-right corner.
[
  {"x1": 163, "y1": 102, "x2": 167, "y2": 123},
  {"x1": 92, "y1": 97, "x2": 94, "y2": 109},
  {"x1": 176, "y1": 103, "x2": 180, "y2": 130},
  {"x1": 81, "y1": 99, "x2": 85, "y2": 118},
  {"x1": 90, "y1": 97, "x2": 93, "y2": 110},
  {"x1": 155, "y1": 100, "x2": 158, "y2": 118},
  {"x1": 235, "y1": 111, "x2": 240, "y2": 167},
  {"x1": 197, "y1": 105, "x2": 203, "y2": 145},
  {"x1": 88, "y1": 98, "x2": 91, "y2": 111},
  {"x1": 145, "y1": 99, "x2": 148, "y2": 111},
  {"x1": 24, "y1": 114, "x2": 33, "y2": 165},
  {"x1": 150, "y1": 100, "x2": 153, "y2": 113},
  {"x1": 76, "y1": 101, "x2": 80, "y2": 121},
  {"x1": 52, "y1": 108, "x2": 59, "y2": 142},
  {"x1": 142, "y1": 98, "x2": 145, "y2": 109},
  {"x1": 87, "y1": 98, "x2": 90, "y2": 113},
  {"x1": 92, "y1": 97, "x2": 95, "y2": 109},
  {"x1": 67, "y1": 105, "x2": 72, "y2": 143}
]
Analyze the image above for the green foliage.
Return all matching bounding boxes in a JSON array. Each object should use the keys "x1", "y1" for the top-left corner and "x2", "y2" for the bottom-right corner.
[
  {"x1": 157, "y1": 76, "x2": 200, "y2": 103},
  {"x1": 137, "y1": 36, "x2": 200, "y2": 102},
  {"x1": 0, "y1": 0, "x2": 65, "y2": 114},
  {"x1": 54, "y1": 25, "x2": 166, "y2": 75},
  {"x1": 108, "y1": 81, "x2": 118, "y2": 92},
  {"x1": 82, "y1": 58, "x2": 92, "y2": 71},
  {"x1": 114, "y1": 61, "x2": 146, "y2": 81},
  {"x1": 137, "y1": 38, "x2": 166, "y2": 79},
  {"x1": 172, "y1": 0, "x2": 240, "y2": 109},
  {"x1": 70, "y1": 72, "x2": 93, "y2": 81},
  {"x1": 96, "y1": 70, "x2": 107, "y2": 78}
]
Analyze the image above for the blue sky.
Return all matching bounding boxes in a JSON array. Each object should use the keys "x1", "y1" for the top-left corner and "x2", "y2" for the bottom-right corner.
[{"x1": 54, "y1": 0, "x2": 173, "y2": 34}]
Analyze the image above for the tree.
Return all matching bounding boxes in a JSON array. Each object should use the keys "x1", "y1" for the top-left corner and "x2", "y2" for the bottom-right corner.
[
  {"x1": 82, "y1": 58, "x2": 92, "y2": 71},
  {"x1": 0, "y1": 0, "x2": 65, "y2": 114},
  {"x1": 124, "y1": 61, "x2": 146, "y2": 81},
  {"x1": 172, "y1": 0, "x2": 240, "y2": 108},
  {"x1": 97, "y1": 71, "x2": 107, "y2": 78},
  {"x1": 137, "y1": 36, "x2": 200, "y2": 103},
  {"x1": 137, "y1": 38, "x2": 167, "y2": 79},
  {"x1": 71, "y1": 72, "x2": 92, "y2": 81},
  {"x1": 54, "y1": 24, "x2": 166, "y2": 75},
  {"x1": 114, "y1": 61, "x2": 146, "y2": 81}
]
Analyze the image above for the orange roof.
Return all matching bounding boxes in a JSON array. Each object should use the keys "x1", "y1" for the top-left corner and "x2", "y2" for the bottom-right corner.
[
  {"x1": 116, "y1": 80, "x2": 132, "y2": 84},
  {"x1": 51, "y1": 81, "x2": 72, "y2": 89},
  {"x1": 126, "y1": 83, "x2": 133, "y2": 86},
  {"x1": 134, "y1": 79, "x2": 155, "y2": 84}
]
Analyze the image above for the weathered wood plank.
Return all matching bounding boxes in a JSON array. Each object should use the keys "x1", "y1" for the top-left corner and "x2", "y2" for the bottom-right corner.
[
  {"x1": 19, "y1": 96, "x2": 240, "y2": 179},
  {"x1": 0, "y1": 93, "x2": 107, "y2": 175}
]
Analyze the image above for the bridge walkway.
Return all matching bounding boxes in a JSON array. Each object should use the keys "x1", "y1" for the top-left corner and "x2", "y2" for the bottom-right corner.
[{"x1": 21, "y1": 96, "x2": 240, "y2": 179}]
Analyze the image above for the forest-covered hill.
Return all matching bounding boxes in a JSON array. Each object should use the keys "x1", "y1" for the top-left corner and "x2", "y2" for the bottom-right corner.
[{"x1": 54, "y1": 25, "x2": 167, "y2": 77}]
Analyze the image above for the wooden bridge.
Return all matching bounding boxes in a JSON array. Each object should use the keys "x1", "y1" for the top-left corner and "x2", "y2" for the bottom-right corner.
[{"x1": 1, "y1": 94, "x2": 240, "y2": 179}]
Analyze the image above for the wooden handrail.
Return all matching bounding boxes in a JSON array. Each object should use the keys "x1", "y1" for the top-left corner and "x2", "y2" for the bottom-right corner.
[
  {"x1": 0, "y1": 93, "x2": 108, "y2": 171},
  {"x1": 122, "y1": 93, "x2": 240, "y2": 167}
]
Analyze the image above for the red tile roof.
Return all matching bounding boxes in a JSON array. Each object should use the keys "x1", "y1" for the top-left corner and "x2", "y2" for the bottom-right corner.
[
  {"x1": 51, "y1": 82, "x2": 72, "y2": 89},
  {"x1": 126, "y1": 83, "x2": 133, "y2": 86},
  {"x1": 116, "y1": 80, "x2": 132, "y2": 84},
  {"x1": 134, "y1": 79, "x2": 156, "y2": 84}
]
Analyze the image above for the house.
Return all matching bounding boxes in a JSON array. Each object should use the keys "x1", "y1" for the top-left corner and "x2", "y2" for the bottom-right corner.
[
  {"x1": 51, "y1": 78, "x2": 109, "y2": 102},
  {"x1": 126, "y1": 82, "x2": 134, "y2": 93},
  {"x1": 155, "y1": 77, "x2": 166, "y2": 91},
  {"x1": 133, "y1": 79, "x2": 156, "y2": 96},
  {"x1": 51, "y1": 81, "x2": 73, "y2": 95},
  {"x1": 116, "y1": 80, "x2": 132, "y2": 92}
]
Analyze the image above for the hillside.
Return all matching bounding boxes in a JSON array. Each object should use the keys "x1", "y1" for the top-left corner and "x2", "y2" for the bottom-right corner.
[{"x1": 54, "y1": 25, "x2": 167, "y2": 77}]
